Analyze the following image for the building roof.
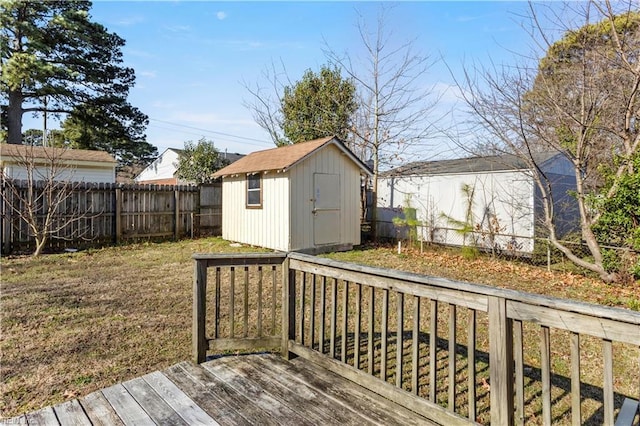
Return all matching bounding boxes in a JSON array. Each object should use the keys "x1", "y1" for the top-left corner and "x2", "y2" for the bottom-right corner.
[
  {"x1": 156, "y1": 147, "x2": 244, "y2": 164},
  {"x1": 220, "y1": 152, "x2": 245, "y2": 164},
  {"x1": 213, "y1": 136, "x2": 371, "y2": 177},
  {"x1": 0, "y1": 144, "x2": 116, "y2": 164},
  {"x1": 382, "y1": 152, "x2": 560, "y2": 177}
]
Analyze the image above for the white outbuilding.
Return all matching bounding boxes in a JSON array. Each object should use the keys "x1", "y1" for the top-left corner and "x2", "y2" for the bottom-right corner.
[
  {"x1": 377, "y1": 152, "x2": 578, "y2": 254},
  {"x1": 213, "y1": 136, "x2": 371, "y2": 253},
  {"x1": 0, "y1": 144, "x2": 116, "y2": 183}
]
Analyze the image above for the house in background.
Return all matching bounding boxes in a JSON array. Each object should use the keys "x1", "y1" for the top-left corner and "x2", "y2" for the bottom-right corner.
[
  {"x1": 0, "y1": 144, "x2": 116, "y2": 183},
  {"x1": 135, "y1": 148, "x2": 244, "y2": 185},
  {"x1": 213, "y1": 136, "x2": 371, "y2": 253},
  {"x1": 377, "y1": 152, "x2": 578, "y2": 254}
]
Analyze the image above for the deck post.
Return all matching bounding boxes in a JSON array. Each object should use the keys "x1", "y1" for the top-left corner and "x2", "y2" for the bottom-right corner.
[
  {"x1": 488, "y1": 295, "x2": 514, "y2": 425},
  {"x1": 282, "y1": 256, "x2": 297, "y2": 359},
  {"x1": 193, "y1": 259, "x2": 208, "y2": 363}
]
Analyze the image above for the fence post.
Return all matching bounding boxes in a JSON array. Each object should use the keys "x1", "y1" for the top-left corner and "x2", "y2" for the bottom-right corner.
[
  {"x1": 282, "y1": 256, "x2": 296, "y2": 360},
  {"x1": 195, "y1": 185, "x2": 201, "y2": 238},
  {"x1": 114, "y1": 186, "x2": 122, "y2": 244},
  {"x1": 174, "y1": 188, "x2": 180, "y2": 240},
  {"x1": 1, "y1": 181, "x2": 11, "y2": 254},
  {"x1": 488, "y1": 295, "x2": 514, "y2": 425},
  {"x1": 193, "y1": 258, "x2": 208, "y2": 364}
]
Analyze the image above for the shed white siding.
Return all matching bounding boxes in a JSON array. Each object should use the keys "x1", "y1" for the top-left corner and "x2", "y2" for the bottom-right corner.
[
  {"x1": 221, "y1": 173, "x2": 290, "y2": 251},
  {"x1": 378, "y1": 170, "x2": 536, "y2": 252},
  {"x1": 289, "y1": 143, "x2": 362, "y2": 251}
]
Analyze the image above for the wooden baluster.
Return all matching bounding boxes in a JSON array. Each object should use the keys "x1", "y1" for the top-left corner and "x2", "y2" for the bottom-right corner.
[
  {"x1": 320, "y1": 276, "x2": 327, "y2": 354},
  {"x1": 354, "y1": 283, "x2": 362, "y2": 369},
  {"x1": 368, "y1": 286, "x2": 375, "y2": 375},
  {"x1": 396, "y1": 292, "x2": 404, "y2": 389},
  {"x1": 448, "y1": 304, "x2": 457, "y2": 411},
  {"x1": 310, "y1": 274, "x2": 316, "y2": 349},
  {"x1": 243, "y1": 266, "x2": 249, "y2": 338},
  {"x1": 299, "y1": 272, "x2": 306, "y2": 345},
  {"x1": 603, "y1": 339, "x2": 614, "y2": 425},
  {"x1": 429, "y1": 299, "x2": 438, "y2": 403},
  {"x1": 541, "y1": 325, "x2": 551, "y2": 426},
  {"x1": 214, "y1": 267, "x2": 221, "y2": 339},
  {"x1": 341, "y1": 281, "x2": 349, "y2": 363},
  {"x1": 257, "y1": 266, "x2": 263, "y2": 337},
  {"x1": 230, "y1": 267, "x2": 235, "y2": 338},
  {"x1": 468, "y1": 309, "x2": 478, "y2": 422},
  {"x1": 330, "y1": 278, "x2": 338, "y2": 358},
  {"x1": 271, "y1": 265, "x2": 277, "y2": 335},
  {"x1": 412, "y1": 295, "x2": 421, "y2": 395},
  {"x1": 570, "y1": 332, "x2": 581, "y2": 426},
  {"x1": 381, "y1": 288, "x2": 389, "y2": 381},
  {"x1": 513, "y1": 319, "x2": 524, "y2": 426}
]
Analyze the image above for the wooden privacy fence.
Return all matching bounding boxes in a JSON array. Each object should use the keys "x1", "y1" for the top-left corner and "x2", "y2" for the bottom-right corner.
[
  {"x1": 193, "y1": 252, "x2": 640, "y2": 425},
  {"x1": 1, "y1": 181, "x2": 221, "y2": 254}
]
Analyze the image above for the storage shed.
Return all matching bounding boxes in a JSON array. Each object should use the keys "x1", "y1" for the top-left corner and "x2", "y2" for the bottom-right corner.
[
  {"x1": 212, "y1": 136, "x2": 371, "y2": 253},
  {"x1": 377, "y1": 152, "x2": 578, "y2": 254}
]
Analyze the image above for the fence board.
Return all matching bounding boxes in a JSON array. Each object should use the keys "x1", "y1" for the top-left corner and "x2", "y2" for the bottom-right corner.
[{"x1": 1, "y1": 181, "x2": 213, "y2": 254}]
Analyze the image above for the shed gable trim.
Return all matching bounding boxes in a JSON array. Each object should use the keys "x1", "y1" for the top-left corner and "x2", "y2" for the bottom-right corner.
[{"x1": 213, "y1": 136, "x2": 371, "y2": 178}]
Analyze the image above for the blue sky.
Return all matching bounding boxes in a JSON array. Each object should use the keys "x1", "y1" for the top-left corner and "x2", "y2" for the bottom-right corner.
[{"x1": 27, "y1": 1, "x2": 543, "y2": 159}]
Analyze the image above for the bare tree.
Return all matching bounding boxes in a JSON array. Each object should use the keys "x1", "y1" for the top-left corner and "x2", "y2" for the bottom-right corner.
[
  {"x1": 323, "y1": 5, "x2": 441, "y2": 239},
  {"x1": 242, "y1": 60, "x2": 292, "y2": 146},
  {"x1": 454, "y1": 0, "x2": 640, "y2": 282},
  {"x1": 1, "y1": 145, "x2": 97, "y2": 256}
]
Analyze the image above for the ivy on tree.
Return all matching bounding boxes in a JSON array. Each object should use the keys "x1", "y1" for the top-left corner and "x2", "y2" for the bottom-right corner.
[
  {"x1": 0, "y1": 0, "x2": 156, "y2": 165},
  {"x1": 280, "y1": 66, "x2": 357, "y2": 145},
  {"x1": 175, "y1": 138, "x2": 230, "y2": 185}
]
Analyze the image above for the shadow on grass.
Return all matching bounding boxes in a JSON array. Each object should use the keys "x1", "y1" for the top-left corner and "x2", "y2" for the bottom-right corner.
[{"x1": 288, "y1": 331, "x2": 633, "y2": 425}]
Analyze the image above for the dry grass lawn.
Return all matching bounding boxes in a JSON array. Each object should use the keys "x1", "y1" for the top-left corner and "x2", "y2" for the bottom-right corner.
[{"x1": 1, "y1": 238, "x2": 638, "y2": 419}]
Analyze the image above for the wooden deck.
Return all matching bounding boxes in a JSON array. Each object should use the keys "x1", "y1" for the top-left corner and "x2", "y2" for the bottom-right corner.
[{"x1": 4, "y1": 353, "x2": 436, "y2": 425}]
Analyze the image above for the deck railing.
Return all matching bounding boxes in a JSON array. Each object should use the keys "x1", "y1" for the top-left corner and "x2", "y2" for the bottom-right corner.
[{"x1": 193, "y1": 252, "x2": 640, "y2": 425}]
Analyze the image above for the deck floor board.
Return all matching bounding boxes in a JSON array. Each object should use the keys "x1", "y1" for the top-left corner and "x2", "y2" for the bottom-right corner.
[{"x1": 3, "y1": 354, "x2": 436, "y2": 425}]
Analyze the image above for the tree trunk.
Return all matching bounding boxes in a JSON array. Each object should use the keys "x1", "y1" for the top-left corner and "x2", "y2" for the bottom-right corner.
[
  {"x1": 7, "y1": 89, "x2": 24, "y2": 144},
  {"x1": 33, "y1": 235, "x2": 46, "y2": 257}
]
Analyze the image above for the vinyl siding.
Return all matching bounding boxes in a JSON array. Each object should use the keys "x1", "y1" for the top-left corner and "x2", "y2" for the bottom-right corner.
[
  {"x1": 378, "y1": 170, "x2": 536, "y2": 252},
  {"x1": 136, "y1": 150, "x2": 180, "y2": 182},
  {"x1": 3, "y1": 164, "x2": 115, "y2": 184},
  {"x1": 221, "y1": 173, "x2": 290, "y2": 251},
  {"x1": 289, "y1": 144, "x2": 361, "y2": 251}
]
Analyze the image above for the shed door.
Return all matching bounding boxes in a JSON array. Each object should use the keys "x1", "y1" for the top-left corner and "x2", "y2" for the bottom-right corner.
[{"x1": 313, "y1": 173, "x2": 340, "y2": 245}]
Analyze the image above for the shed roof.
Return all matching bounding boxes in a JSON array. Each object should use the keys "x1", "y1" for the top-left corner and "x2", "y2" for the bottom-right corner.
[
  {"x1": 382, "y1": 152, "x2": 560, "y2": 177},
  {"x1": 213, "y1": 136, "x2": 371, "y2": 177},
  {"x1": 0, "y1": 144, "x2": 116, "y2": 164}
]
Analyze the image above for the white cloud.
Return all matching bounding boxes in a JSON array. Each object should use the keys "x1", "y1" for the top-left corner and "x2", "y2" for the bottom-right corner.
[
  {"x1": 216, "y1": 11, "x2": 227, "y2": 21},
  {"x1": 138, "y1": 71, "x2": 157, "y2": 78},
  {"x1": 164, "y1": 25, "x2": 191, "y2": 33},
  {"x1": 151, "y1": 101, "x2": 177, "y2": 109},
  {"x1": 114, "y1": 15, "x2": 145, "y2": 26},
  {"x1": 432, "y1": 81, "x2": 465, "y2": 105},
  {"x1": 125, "y1": 49, "x2": 155, "y2": 59}
]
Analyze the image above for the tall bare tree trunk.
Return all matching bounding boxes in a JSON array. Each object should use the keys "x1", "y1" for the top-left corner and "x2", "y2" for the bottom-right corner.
[{"x1": 7, "y1": 89, "x2": 23, "y2": 144}]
